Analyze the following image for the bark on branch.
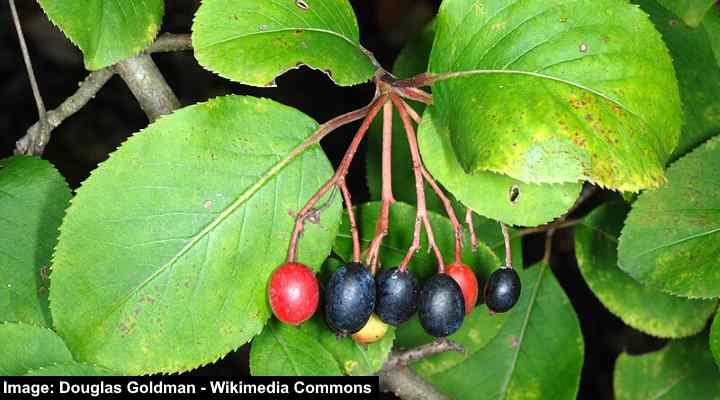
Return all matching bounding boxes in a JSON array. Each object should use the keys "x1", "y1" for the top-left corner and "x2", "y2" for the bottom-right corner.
[
  {"x1": 378, "y1": 338, "x2": 464, "y2": 400},
  {"x1": 15, "y1": 33, "x2": 192, "y2": 155}
]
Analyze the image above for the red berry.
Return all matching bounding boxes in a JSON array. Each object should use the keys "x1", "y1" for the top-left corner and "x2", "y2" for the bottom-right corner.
[
  {"x1": 268, "y1": 262, "x2": 319, "y2": 325},
  {"x1": 445, "y1": 263, "x2": 479, "y2": 315}
]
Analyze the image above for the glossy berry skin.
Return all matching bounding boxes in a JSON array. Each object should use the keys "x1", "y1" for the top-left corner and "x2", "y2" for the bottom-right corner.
[
  {"x1": 325, "y1": 262, "x2": 375, "y2": 335},
  {"x1": 418, "y1": 274, "x2": 465, "y2": 337},
  {"x1": 484, "y1": 267, "x2": 521, "y2": 313},
  {"x1": 445, "y1": 263, "x2": 479, "y2": 315},
  {"x1": 352, "y1": 314, "x2": 389, "y2": 345},
  {"x1": 375, "y1": 267, "x2": 419, "y2": 325},
  {"x1": 268, "y1": 262, "x2": 319, "y2": 325}
]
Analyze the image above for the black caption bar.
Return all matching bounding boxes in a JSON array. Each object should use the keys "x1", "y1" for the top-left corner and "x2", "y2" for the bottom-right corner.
[{"x1": 0, "y1": 376, "x2": 384, "y2": 399}]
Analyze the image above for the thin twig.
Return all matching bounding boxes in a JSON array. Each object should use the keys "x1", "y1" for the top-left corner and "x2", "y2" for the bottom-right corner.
[
  {"x1": 381, "y1": 339, "x2": 465, "y2": 371},
  {"x1": 465, "y1": 208, "x2": 479, "y2": 252},
  {"x1": 379, "y1": 369, "x2": 450, "y2": 400},
  {"x1": 543, "y1": 228, "x2": 556, "y2": 263},
  {"x1": 366, "y1": 99, "x2": 396, "y2": 272},
  {"x1": 378, "y1": 339, "x2": 463, "y2": 400},
  {"x1": 15, "y1": 33, "x2": 193, "y2": 155},
  {"x1": 518, "y1": 218, "x2": 582, "y2": 236},
  {"x1": 338, "y1": 179, "x2": 360, "y2": 263},
  {"x1": 500, "y1": 223, "x2": 513, "y2": 268},
  {"x1": 420, "y1": 166, "x2": 462, "y2": 265},
  {"x1": 392, "y1": 94, "x2": 444, "y2": 272},
  {"x1": 287, "y1": 96, "x2": 387, "y2": 263},
  {"x1": 10, "y1": 0, "x2": 49, "y2": 156}
]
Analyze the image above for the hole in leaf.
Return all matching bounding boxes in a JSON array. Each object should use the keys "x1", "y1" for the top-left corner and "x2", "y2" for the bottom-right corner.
[
  {"x1": 295, "y1": 0, "x2": 309, "y2": 10},
  {"x1": 509, "y1": 185, "x2": 520, "y2": 204}
]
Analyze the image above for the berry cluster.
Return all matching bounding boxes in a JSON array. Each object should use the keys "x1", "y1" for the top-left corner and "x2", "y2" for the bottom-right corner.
[
  {"x1": 269, "y1": 260, "x2": 521, "y2": 342},
  {"x1": 267, "y1": 77, "x2": 522, "y2": 343}
]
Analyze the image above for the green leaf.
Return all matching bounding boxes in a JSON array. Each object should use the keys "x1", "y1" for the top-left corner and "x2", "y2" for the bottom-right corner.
[
  {"x1": 712, "y1": 310, "x2": 720, "y2": 368},
  {"x1": 614, "y1": 335, "x2": 720, "y2": 399},
  {"x1": 418, "y1": 108, "x2": 582, "y2": 226},
  {"x1": 192, "y1": 0, "x2": 376, "y2": 87},
  {"x1": 656, "y1": 0, "x2": 718, "y2": 26},
  {"x1": 25, "y1": 363, "x2": 116, "y2": 376},
  {"x1": 250, "y1": 318, "x2": 343, "y2": 376},
  {"x1": 366, "y1": 21, "x2": 581, "y2": 226},
  {"x1": 250, "y1": 316, "x2": 394, "y2": 376},
  {"x1": 429, "y1": 0, "x2": 682, "y2": 191},
  {"x1": 333, "y1": 202, "x2": 500, "y2": 281},
  {"x1": 50, "y1": 95, "x2": 341, "y2": 374},
  {"x1": 0, "y1": 322, "x2": 74, "y2": 376},
  {"x1": 0, "y1": 156, "x2": 70, "y2": 327},
  {"x1": 576, "y1": 201, "x2": 716, "y2": 338},
  {"x1": 618, "y1": 135, "x2": 720, "y2": 298},
  {"x1": 404, "y1": 263, "x2": 584, "y2": 399},
  {"x1": 37, "y1": 0, "x2": 164, "y2": 70},
  {"x1": 639, "y1": 0, "x2": 720, "y2": 157},
  {"x1": 395, "y1": 306, "x2": 508, "y2": 377}
]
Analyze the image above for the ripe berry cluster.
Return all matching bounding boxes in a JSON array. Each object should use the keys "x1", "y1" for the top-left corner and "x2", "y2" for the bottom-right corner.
[
  {"x1": 268, "y1": 260, "x2": 521, "y2": 343},
  {"x1": 266, "y1": 81, "x2": 522, "y2": 344}
]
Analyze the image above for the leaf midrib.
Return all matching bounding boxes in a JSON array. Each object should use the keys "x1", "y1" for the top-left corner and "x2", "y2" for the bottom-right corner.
[
  {"x1": 628, "y1": 226, "x2": 720, "y2": 260},
  {"x1": 197, "y1": 27, "x2": 360, "y2": 52},
  {"x1": 91, "y1": 140, "x2": 321, "y2": 338},
  {"x1": 498, "y1": 263, "x2": 547, "y2": 399},
  {"x1": 437, "y1": 68, "x2": 650, "y2": 133}
]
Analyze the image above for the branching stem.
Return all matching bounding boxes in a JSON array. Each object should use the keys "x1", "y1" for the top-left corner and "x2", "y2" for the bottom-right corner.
[
  {"x1": 286, "y1": 96, "x2": 387, "y2": 263},
  {"x1": 366, "y1": 100, "x2": 396, "y2": 272},
  {"x1": 392, "y1": 95, "x2": 445, "y2": 273}
]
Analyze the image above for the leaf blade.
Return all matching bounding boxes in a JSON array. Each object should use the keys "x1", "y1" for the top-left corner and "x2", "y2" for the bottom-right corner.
[
  {"x1": 0, "y1": 156, "x2": 70, "y2": 327},
  {"x1": 614, "y1": 335, "x2": 720, "y2": 399},
  {"x1": 429, "y1": 0, "x2": 682, "y2": 191},
  {"x1": 50, "y1": 96, "x2": 341, "y2": 374},
  {"x1": 618, "y1": 135, "x2": 720, "y2": 298},
  {"x1": 192, "y1": 0, "x2": 375, "y2": 86},
  {"x1": 576, "y1": 201, "x2": 716, "y2": 338},
  {"x1": 37, "y1": 0, "x2": 164, "y2": 70},
  {"x1": 0, "y1": 322, "x2": 74, "y2": 376}
]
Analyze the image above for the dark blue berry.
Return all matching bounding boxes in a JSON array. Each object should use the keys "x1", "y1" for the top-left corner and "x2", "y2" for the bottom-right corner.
[
  {"x1": 325, "y1": 262, "x2": 375, "y2": 335},
  {"x1": 418, "y1": 274, "x2": 464, "y2": 337},
  {"x1": 484, "y1": 267, "x2": 521, "y2": 313},
  {"x1": 376, "y1": 267, "x2": 419, "y2": 326}
]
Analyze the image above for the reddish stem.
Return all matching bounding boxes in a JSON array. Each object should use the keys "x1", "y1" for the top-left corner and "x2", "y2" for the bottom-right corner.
[
  {"x1": 391, "y1": 94, "x2": 445, "y2": 273},
  {"x1": 287, "y1": 96, "x2": 386, "y2": 263},
  {"x1": 366, "y1": 100, "x2": 396, "y2": 273},
  {"x1": 394, "y1": 96, "x2": 463, "y2": 266},
  {"x1": 394, "y1": 86, "x2": 433, "y2": 104},
  {"x1": 337, "y1": 178, "x2": 360, "y2": 263},
  {"x1": 465, "y1": 208, "x2": 479, "y2": 253},
  {"x1": 420, "y1": 167, "x2": 462, "y2": 265}
]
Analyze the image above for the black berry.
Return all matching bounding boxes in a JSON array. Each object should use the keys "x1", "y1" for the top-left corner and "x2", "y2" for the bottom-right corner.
[
  {"x1": 484, "y1": 267, "x2": 521, "y2": 313},
  {"x1": 418, "y1": 274, "x2": 465, "y2": 337},
  {"x1": 325, "y1": 262, "x2": 375, "y2": 335},
  {"x1": 375, "y1": 267, "x2": 419, "y2": 326}
]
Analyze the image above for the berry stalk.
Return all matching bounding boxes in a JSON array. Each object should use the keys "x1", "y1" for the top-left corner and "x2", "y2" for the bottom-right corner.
[
  {"x1": 465, "y1": 208, "x2": 479, "y2": 252},
  {"x1": 366, "y1": 100, "x2": 396, "y2": 272},
  {"x1": 391, "y1": 94, "x2": 444, "y2": 273},
  {"x1": 500, "y1": 222, "x2": 513, "y2": 268},
  {"x1": 286, "y1": 96, "x2": 386, "y2": 263}
]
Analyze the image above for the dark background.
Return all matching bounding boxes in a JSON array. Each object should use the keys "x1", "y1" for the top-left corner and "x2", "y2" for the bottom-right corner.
[{"x1": 0, "y1": 1, "x2": 667, "y2": 398}]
